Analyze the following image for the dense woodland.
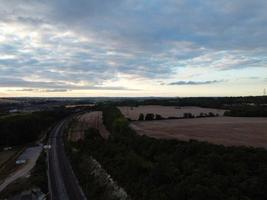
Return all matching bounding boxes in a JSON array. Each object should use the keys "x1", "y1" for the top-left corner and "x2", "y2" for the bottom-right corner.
[
  {"x1": 224, "y1": 105, "x2": 267, "y2": 117},
  {"x1": 0, "y1": 108, "x2": 69, "y2": 146},
  {"x1": 69, "y1": 106, "x2": 267, "y2": 200},
  {"x1": 111, "y1": 96, "x2": 267, "y2": 108}
]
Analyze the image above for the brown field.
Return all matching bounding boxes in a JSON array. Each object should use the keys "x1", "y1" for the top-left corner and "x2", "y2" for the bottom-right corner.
[
  {"x1": 131, "y1": 117, "x2": 267, "y2": 148},
  {"x1": 69, "y1": 111, "x2": 110, "y2": 141},
  {"x1": 65, "y1": 104, "x2": 95, "y2": 108},
  {"x1": 118, "y1": 105, "x2": 226, "y2": 120}
]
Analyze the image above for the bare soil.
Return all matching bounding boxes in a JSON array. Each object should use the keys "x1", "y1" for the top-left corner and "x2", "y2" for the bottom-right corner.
[
  {"x1": 131, "y1": 117, "x2": 267, "y2": 148},
  {"x1": 69, "y1": 112, "x2": 110, "y2": 141},
  {"x1": 118, "y1": 105, "x2": 226, "y2": 120},
  {"x1": 65, "y1": 104, "x2": 95, "y2": 108}
]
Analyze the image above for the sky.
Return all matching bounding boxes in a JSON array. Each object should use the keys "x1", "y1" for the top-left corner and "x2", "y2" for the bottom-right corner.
[{"x1": 0, "y1": 0, "x2": 266, "y2": 97}]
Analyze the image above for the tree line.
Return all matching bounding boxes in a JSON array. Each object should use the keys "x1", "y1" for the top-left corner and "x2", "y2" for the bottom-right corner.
[
  {"x1": 137, "y1": 112, "x2": 218, "y2": 121},
  {"x1": 110, "y1": 96, "x2": 267, "y2": 109},
  {"x1": 0, "y1": 108, "x2": 69, "y2": 146},
  {"x1": 224, "y1": 105, "x2": 267, "y2": 117}
]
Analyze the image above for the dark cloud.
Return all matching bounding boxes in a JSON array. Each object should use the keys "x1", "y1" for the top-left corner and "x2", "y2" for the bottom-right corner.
[
  {"x1": 169, "y1": 80, "x2": 222, "y2": 85},
  {"x1": 248, "y1": 76, "x2": 260, "y2": 80},
  {"x1": 45, "y1": 0, "x2": 267, "y2": 50},
  {"x1": 12, "y1": 88, "x2": 69, "y2": 92},
  {"x1": 43, "y1": 89, "x2": 69, "y2": 92},
  {"x1": 15, "y1": 88, "x2": 35, "y2": 92},
  {"x1": 2, "y1": 0, "x2": 267, "y2": 50},
  {"x1": 0, "y1": 0, "x2": 266, "y2": 91},
  {"x1": 0, "y1": 77, "x2": 136, "y2": 91}
]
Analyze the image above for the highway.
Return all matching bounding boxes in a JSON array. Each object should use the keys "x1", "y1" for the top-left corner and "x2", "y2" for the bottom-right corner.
[{"x1": 48, "y1": 119, "x2": 87, "y2": 200}]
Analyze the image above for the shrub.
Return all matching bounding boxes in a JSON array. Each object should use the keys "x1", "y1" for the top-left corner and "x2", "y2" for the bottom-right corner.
[
  {"x1": 138, "y1": 113, "x2": 144, "y2": 121},
  {"x1": 145, "y1": 113, "x2": 154, "y2": 120}
]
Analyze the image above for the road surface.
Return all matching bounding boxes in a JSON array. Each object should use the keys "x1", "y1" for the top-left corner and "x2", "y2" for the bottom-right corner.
[{"x1": 48, "y1": 120, "x2": 86, "y2": 200}]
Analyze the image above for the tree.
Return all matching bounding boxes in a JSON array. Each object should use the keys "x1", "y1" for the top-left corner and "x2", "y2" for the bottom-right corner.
[
  {"x1": 208, "y1": 112, "x2": 215, "y2": 117},
  {"x1": 145, "y1": 113, "x2": 154, "y2": 120},
  {"x1": 183, "y1": 113, "x2": 194, "y2": 118},
  {"x1": 155, "y1": 114, "x2": 164, "y2": 120},
  {"x1": 138, "y1": 113, "x2": 144, "y2": 121},
  {"x1": 199, "y1": 112, "x2": 204, "y2": 117}
]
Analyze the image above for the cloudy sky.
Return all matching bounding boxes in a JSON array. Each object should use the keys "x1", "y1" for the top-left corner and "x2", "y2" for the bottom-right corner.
[{"x1": 0, "y1": 0, "x2": 266, "y2": 97}]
